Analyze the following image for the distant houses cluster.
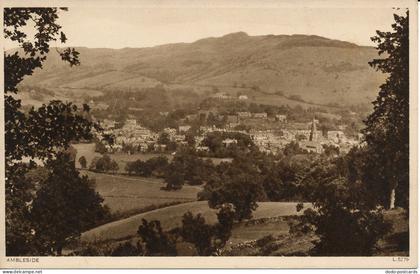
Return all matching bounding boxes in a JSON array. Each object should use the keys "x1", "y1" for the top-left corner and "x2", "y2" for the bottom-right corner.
[{"x1": 95, "y1": 112, "x2": 361, "y2": 156}]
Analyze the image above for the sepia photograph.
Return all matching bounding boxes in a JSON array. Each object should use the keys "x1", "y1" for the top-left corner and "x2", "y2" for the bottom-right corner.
[{"x1": 1, "y1": 0, "x2": 418, "y2": 269}]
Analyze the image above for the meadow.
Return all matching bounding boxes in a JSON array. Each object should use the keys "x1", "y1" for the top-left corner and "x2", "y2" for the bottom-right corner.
[
  {"x1": 81, "y1": 171, "x2": 200, "y2": 216},
  {"x1": 73, "y1": 143, "x2": 102, "y2": 169},
  {"x1": 73, "y1": 143, "x2": 233, "y2": 172},
  {"x1": 81, "y1": 201, "x2": 311, "y2": 243}
]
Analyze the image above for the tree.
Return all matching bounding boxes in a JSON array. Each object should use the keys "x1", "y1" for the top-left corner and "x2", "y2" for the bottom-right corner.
[
  {"x1": 30, "y1": 153, "x2": 110, "y2": 255},
  {"x1": 164, "y1": 168, "x2": 184, "y2": 190},
  {"x1": 6, "y1": 162, "x2": 36, "y2": 255},
  {"x1": 214, "y1": 203, "x2": 236, "y2": 245},
  {"x1": 179, "y1": 212, "x2": 216, "y2": 255},
  {"x1": 322, "y1": 144, "x2": 340, "y2": 158},
  {"x1": 4, "y1": 8, "x2": 97, "y2": 255},
  {"x1": 146, "y1": 156, "x2": 169, "y2": 177},
  {"x1": 95, "y1": 141, "x2": 108, "y2": 154},
  {"x1": 292, "y1": 158, "x2": 391, "y2": 256},
  {"x1": 5, "y1": 8, "x2": 82, "y2": 161},
  {"x1": 92, "y1": 154, "x2": 119, "y2": 173},
  {"x1": 363, "y1": 11, "x2": 409, "y2": 209},
  {"x1": 79, "y1": 156, "x2": 87, "y2": 169},
  {"x1": 111, "y1": 241, "x2": 142, "y2": 256},
  {"x1": 208, "y1": 173, "x2": 263, "y2": 221},
  {"x1": 179, "y1": 206, "x2": 235, "y2": 256},
  {"x1": 157, "y1": 132, "x2": 171, "y2": 145},
  {"x1": 137, "y1": 219, "x2": 177, "y2": 255},
  {"x1": 283, "y1": 141, "x2": 306, "y2": 156}
]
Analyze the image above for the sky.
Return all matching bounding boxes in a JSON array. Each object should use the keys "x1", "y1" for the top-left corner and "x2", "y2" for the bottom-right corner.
[{"x1": 4, "y1": 1, "x2": 406, "y2": 49}]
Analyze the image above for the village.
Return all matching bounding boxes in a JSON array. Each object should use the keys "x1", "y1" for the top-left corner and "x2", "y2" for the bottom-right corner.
[{"x1": 95, "y1": 102, "x2": 362, "y2": 156}]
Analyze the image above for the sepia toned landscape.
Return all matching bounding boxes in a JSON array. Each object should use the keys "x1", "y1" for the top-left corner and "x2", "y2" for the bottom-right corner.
[{"x1": 3, "y1": 2, "x2": 412, "y2": 260}]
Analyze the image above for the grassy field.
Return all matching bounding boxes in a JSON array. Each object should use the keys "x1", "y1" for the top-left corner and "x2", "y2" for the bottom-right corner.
[
  {"x1": 81, "y1": 201, "x2": 311, "y2": 243},
  {"x1": 73, "y1": 143, "x2": 102, "y2": 169},
  {"x1": 73, "y1": 143, "x2": 173, "y2": 171},
  {"x1": 81, "y1": 171, "x2": 200, "y2": 216},
  {"x1": 108, "y1": 152, "x2": 173, "y2": 172},
  {"x1": 74, "y1": 143, "x2": 233, "y2": 172}
]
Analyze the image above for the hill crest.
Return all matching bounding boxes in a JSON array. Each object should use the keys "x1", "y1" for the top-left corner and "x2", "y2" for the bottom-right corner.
[{"x1": 17, "y1": 32, "x2": 385, "y2": 107}]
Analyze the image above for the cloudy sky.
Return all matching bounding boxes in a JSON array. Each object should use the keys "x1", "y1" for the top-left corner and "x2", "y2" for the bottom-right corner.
[{"x1": 4, "y1": 0, "x2": 407, "y2": 49}]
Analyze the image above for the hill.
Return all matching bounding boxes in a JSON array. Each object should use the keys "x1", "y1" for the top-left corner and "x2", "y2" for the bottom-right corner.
[{"x1": 17, "y1": 32, "x2": 385, "y2": 107}]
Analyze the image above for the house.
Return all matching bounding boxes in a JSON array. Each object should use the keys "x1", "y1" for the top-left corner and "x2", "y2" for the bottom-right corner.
[
  {"x1": 253, "y1": 113, "x2": 267, "y2": 119},
  {"x1": 134, "y1": 128, "x2": 152, "y2": 137},
  {"x1": 199, "y1": 126, "x2": 214, "y2": 133},
  {"x1": 101, "y1": 119, "x2": 116, "y2": 130},
  {"x1": 226, "y1": 115, "x2": 239, "y2": 124},
  {"x1": 179, "y1": 125, "x2": 191, "y2": 133},
  {"x1": 299, "y1": 140, "x2": 323, "y2": 153},
  {"x1": 237, "y1": 112, "x2": 252, "y2": 118},
  {"x1": 327, "y1": 131, "x2": 346, "y2": 142},
  {"x1": 222, "y1": 138, "x2": 238, "y2": 147},
  {"x1": 153, "y1": 144, "x2": 167, "y2": 152},
  {"x1": 228, "y1": 122, "x2": 240, "y2": 129},
  {"x1": 173, "y1": 135, "x2": 186, "y2": 142},
  {"x1": 185, "y1": 114, "x2": 198, "y2": 121},
  {"x1": 213, "y1": 92, "x2": 230, "y2": 99},
  {"x1": 164, "y1": 128, "x2": 177, "y2": 135},
  {"x1": 238, "y1": 95, "x2": 248, "y2": 100},
  {"x1": 196, "y1": 146, "x2": 210, "y2": 152},
  {"x1": 275, "y1": 114, "x2": 287, "y2": 123},
  {"x1": 338, "y1": 124, "x2": 347, "y2": 131},
  {"x1": 139, "y1": 143, "x2": 149, "y2": 152}
]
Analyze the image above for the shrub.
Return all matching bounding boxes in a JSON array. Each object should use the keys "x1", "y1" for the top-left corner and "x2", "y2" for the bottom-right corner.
[
  {"x1": 111, "y1": 241, "x2": 142, "y2": 256},
  {"x1": 137, "y1": 219, "x2": 177, "y2": 256}
]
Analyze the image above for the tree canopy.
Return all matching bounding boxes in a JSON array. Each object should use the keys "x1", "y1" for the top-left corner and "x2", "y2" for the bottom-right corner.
[
  {"x1": 363, "y1": 11, "x2": 409, "y2": 209},
  {"x1": 4, "y1": 8, "x2": 107, "y2": 255}
]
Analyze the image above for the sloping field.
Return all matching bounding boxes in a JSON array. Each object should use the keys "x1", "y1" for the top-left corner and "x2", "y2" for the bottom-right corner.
[
  {"x1": 228, "y1": 221, "x2": 291, "y2": 246},
  {"x1": 81, "y1": 201, "x2": 311, "y2": 243},
  {"x1": 73, "y1": 143, "x2": 102, "y2": 169},
  {"x1": 109, "y1": 153, "x2": 173, "y2": 172},
  {"x1": 74, "y1": 145, "x2": 231, "y2": 172},
  {"x1": 83, "y1": 171, "x2": 200, "y2": 215}
]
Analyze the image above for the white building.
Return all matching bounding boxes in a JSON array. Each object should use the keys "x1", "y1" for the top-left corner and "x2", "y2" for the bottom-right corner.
[
  {"x1": 253, "y1": 113, "x2": 267, "y2": 119},
  {"x1": 222, "y1": 138, "x2": 238, "y2": 147},
  {"x1": 275, "y1": 114, "x2": 287, "y2": 123},
  {"x1": 179, "y1": 125, "x2": 191, "y2": 132},
  {"x1": 237, "y1": 112, "x2": 252, "y2": 118},
  {"x1": 327, "y1": 131, "x2": 346, "y2": 143}
]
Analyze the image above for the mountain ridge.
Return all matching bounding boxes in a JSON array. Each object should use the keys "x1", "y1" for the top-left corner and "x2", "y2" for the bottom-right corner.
[{"x1": 17, "y1": 32, "x2": 385, "y2": 107}]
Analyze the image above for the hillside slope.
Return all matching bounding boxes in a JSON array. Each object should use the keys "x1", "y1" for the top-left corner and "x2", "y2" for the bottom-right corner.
[
  {"x1": 18, "y1": 32, "x2": 385, "y2": 106},
  {"x1": 80, "y1": 201, "x2": 311, "y2": 243}
]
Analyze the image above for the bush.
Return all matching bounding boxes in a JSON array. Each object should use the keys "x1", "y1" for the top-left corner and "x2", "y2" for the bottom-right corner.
[
  {"x1": 90, "y1": 154, "x2": 119, "y2": 173},
  {"x1": 78, "y1": 156, "x2": 87, "y2": 169},
  {"x1": 111, "y1": 241, "x2": 142, "y2": 256},
  {"x1": 95, "y1": 141, "x2": 107, "y2": 154},
  {"x1": 293, "y1": 159, "x2": 392, "y2": 256},
  {"x1": 179, "y1": 205, "x2": 235, "y2": 255},
  {"x1": 180, "y1": 212, "x2": 215, "y2": 255},
  {"x1": 137, "y1": 219, "x2": 177, "y2": 256},
  {"x1": 256, "y1": 234, "x2": 276, "y2": 247},
  {"x1": 163, "y1": 150, "x2": 215, "y2": 190},
  {"x1": 296, "y1": 205, "x2": 391, "y2": 256},
  {"x1": 208, "y1": 173, "x2": 263, "y2": 221}
]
